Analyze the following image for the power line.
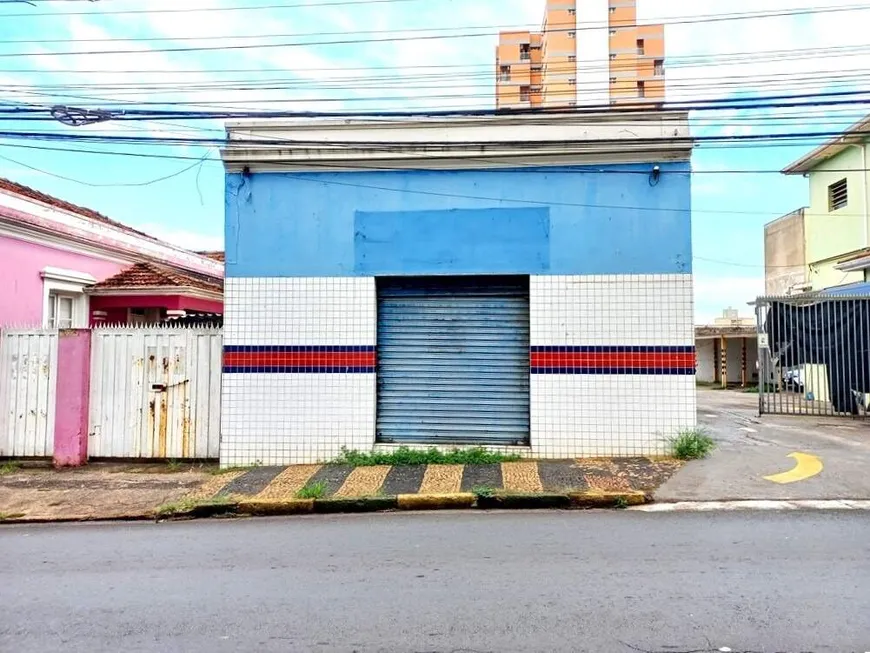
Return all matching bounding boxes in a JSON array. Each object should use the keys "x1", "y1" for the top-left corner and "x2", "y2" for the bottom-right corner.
[
  {"x1": 0, "y1": 139, "x2": 810, "y2": 219},
  {"x1": 5, "y1": 81, "x2": 869, "y2": 117},
  {"x1": 2, "y1": 4, "x2": 866, "y2": 44},
  {"x1": 0, "y1": 146, "x2": 788, "y2": 268},
  {"x1": 3, "y1": 87, "x2": 868, "y2": 121},
  {"x1": 5, "y1": 4, "x2": 869, "y2": 57},
  {"x1": 5, "y1": 67, "x2": 869, "y2": 97},
  {"x1": 0, "y1": 148, "x2": 213, "y2": 186},
  {"x1": 8, "y1": 136, "x2": 870, "y2": 176},
  {"x1": 0, "y1": 0, "x2": 430, "y2": 18},
  {"x1": 1, "y1": 42, "x2": 865, "y2": 76}
]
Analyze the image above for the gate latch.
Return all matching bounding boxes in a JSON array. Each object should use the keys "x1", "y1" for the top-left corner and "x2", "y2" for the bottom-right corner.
[{"x1": 151, "y1": 383, "x2": 167, "y2": 392}]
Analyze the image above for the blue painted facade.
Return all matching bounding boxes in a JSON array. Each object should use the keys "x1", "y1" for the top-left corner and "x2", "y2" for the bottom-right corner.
[{"x1": 225, "y1": 163, "x2": 692, "y2": 277}]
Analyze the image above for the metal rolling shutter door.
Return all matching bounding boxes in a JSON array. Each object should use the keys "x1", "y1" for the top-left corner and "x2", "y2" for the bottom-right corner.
[{"x1": 376, "y1": 276, "x2": 530, "y2": 446}]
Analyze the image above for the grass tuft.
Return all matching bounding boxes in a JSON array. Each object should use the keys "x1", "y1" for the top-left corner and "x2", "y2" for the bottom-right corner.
[
  {"x1": 670, "y1": 429, "x2": 716, "y2": 460},
  {"x1": 155, "y1": 495, "x2": 231, "y2": 517},
  {"x1": 0, "y1": 461, "x2": 21, "y2": 476},
  {"x1": 296, "y1": 480, "x2": 328, "y2": 500},
  {"x1": 165, "y1": 459, "x2": 184, "y2": 472},
  {"x1": 0, "y1": 512, "x2": 25, "y2": 521},
  {"x1": 471, "y1": 485, "x2": 496, "y2": 499},
  {"x1": 333, "y1": 446, "x2": 521, "y2": 467},
  {"x1": 613, "y1": 496, "x2": 629, "y2": 510}
]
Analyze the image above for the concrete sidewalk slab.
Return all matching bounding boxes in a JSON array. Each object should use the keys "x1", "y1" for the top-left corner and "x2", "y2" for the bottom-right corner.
[
  {"x1": 0, "y1": 464, "x2": 213, "y2": 522},
  {"x1": 656, "y1": 388, "x2": 870, "y2": 502}
]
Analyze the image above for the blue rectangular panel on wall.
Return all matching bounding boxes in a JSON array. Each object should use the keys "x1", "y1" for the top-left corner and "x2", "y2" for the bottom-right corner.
[
  {"x1": 225, "y1": 163, "x2": 691, "y2": 278},
  {"x1": 354, "y1": 207, "x2": 550, "y2": 275}
]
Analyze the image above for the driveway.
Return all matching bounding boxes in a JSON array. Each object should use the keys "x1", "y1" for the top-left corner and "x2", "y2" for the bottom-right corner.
[{"x1": 656, "y1": 388, "x2": 870, "y2": 501}]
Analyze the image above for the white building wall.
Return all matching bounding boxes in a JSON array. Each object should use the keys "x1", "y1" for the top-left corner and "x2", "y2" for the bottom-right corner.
[
  {"x1": 575, "y1": 0, "x2": 611, "y2": 105},
  {"x1": 530, "y1": 274, "x2": 696, "y2": 458},
  {"x1": 221, "y1": 273, "x2": 697, "y2": 465},
  {"x1": 696, "y1": 339, "x2": 715, "y2": 383}
]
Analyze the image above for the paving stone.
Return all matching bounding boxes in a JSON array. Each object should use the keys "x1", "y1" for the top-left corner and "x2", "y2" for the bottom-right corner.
[
  {"x1": 460, "y1": 464, "x2": 503, "y2": 493},
  {"x1": 381, "y1": 465, "x2": 427, "y2": 496},
  {"x1": 305, "y1": 465, "x2": 355, "y2": 497},
  {"x1": 537, "y1": 460, "x2": 589, "y2": 492},
  {"x1": 501, "y1": 462, "x2": 543, "y2": 492},
  {"x1": 218, "y1": 467, "x2": 286, "y2": 497},
  {"x1": 255, "y1": 465, "x2": 321, "y2": 500},
  {"x1": 419, "y1": 464, "x2": 464, "y2": 494},
  {"x1": 334, "y1": 466, "x2": 391, "y2": 497}
]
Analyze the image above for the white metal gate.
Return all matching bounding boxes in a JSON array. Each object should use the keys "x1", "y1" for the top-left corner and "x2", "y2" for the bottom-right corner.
[
  {"x1": 89, "y1": 326, "x2": 222, "y2": 459},
  {"x1": 0, "y1": 329, "x2": 58, "y2": 457}
]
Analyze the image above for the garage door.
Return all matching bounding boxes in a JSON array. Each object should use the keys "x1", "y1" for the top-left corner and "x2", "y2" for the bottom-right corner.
[{"x1": 376, "y1": 276, "x2": 530, "y2": 446}]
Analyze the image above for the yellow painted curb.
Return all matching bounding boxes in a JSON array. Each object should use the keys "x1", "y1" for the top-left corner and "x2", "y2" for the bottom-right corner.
[
  {"x1": 396, "y1": 493, "x2": 476, "y2": 510},
  {"x1": 237, "y1": 499, "x2": 315, "y2": 516},
  {"x1": 567, "y1": 490, "x2": 648, "y2": 508}
]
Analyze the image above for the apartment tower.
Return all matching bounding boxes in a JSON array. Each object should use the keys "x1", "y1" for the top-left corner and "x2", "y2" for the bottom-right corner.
[{"x1": 496, "y1": 0, "x2": 665, "y2": 109}]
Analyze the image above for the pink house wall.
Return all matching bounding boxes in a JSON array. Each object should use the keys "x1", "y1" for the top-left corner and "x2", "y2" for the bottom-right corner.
[{"x1": 0, "y1": 235, "x2": 125, "y2": 325}]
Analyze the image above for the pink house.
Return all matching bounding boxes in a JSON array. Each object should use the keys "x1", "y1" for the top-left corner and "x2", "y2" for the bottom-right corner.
[{"x1": 0, "y1": 178, "x2": 223, "y2": 326}]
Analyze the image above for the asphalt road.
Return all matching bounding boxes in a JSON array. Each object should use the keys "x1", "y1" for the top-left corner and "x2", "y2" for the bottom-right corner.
[{"x1": 1, "y1": 512, "x2": 868, "y2": 653}]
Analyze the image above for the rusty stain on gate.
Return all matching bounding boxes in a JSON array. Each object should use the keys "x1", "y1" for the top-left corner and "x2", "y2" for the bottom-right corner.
[{"x1": 89, "y1": 326, "x2": 222, "y2": 459}]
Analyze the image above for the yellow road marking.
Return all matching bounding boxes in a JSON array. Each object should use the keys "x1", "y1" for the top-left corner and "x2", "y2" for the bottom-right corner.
[
  {"x1": 419, "y1": 464, "x2": 464, "y2": 494},
  {"x1": 501, "y1": 462, "x2": 543, "y2": 492},
  {"x1": 334, "y1": 465, "x2": 391, "y2": 497},
  {"x1": 763, "y1": 452, "x2": 823, "y2": 484}
]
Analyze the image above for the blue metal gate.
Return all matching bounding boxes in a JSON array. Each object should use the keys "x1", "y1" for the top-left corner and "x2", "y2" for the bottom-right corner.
[{"x1": 376, "y1": 276, "x2": 530, "y2": 445}]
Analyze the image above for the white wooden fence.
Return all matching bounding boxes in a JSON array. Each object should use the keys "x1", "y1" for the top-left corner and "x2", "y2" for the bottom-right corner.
[
  {"x1": 89, "y1": 326, "x2": 223, "y2": 459},
  {"x1": 0, "y1": 329, "x2": 58, "y2": 458}
]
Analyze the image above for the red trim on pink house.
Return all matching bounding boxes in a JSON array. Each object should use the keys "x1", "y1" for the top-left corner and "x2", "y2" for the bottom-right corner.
[{"x1": 90, "y1": 294, "x2": 222, "y2": 313}]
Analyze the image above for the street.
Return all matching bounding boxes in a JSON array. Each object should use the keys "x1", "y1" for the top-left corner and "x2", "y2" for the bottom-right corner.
[{"x1": 1, "y1": 512, "x2": 867, "y2": 653}]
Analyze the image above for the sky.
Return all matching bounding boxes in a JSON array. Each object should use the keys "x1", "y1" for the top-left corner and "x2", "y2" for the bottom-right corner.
[{"x1": 0, "y1": 0, "x2": 869, "y2": 323}]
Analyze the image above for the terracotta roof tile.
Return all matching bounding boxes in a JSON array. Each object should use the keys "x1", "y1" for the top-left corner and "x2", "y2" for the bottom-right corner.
[
  {"x1": 196, "y1": 250, "x2": 225, "y2": 262},
  {"x1": 90, "y1": 262, "x2": 223, "y2": 294},
  {"x1": 0, "y1": 177, "x2": 163, "y2": 242}
]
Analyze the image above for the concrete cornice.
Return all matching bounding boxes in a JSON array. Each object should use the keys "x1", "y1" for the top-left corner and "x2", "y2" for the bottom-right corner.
[{"x1": 221, "y1": 111, "x2": 693, "y2": 172}]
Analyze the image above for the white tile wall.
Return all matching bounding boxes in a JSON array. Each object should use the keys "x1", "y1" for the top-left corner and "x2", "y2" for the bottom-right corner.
[
  {"x1": 221, "y1": 277, "x2": 376, "y2": 466},
  {"x1": 530, "y1": 274, "x2": 694, "y2": 346},
  {"x1": 224, "y1": 277, "x2": 375, "y2": 346},
  {"x1": 221, "y1": 373, "x2": 375, "y2": 465},
  {"x1": 531, "y1": 375, "x2": 697, "y2": 457},
  {"x1": 530, "y1": 273, "x2": 697, "y2": 457}
]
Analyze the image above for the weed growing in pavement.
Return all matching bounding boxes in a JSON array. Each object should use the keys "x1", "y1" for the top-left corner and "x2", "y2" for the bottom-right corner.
[
  {"x1": 670, "y1": 429, "x2": 716, "y2": 460},
  {"x1": 296, "y1": 480, "x2": 328, "y2": 500},
  {"x1": 0, "y1": 461, "x2": 21, "y2": 476},
  {"x1": 613, "y1": 496, "x2": 629, "y2": 510},
  {"x1": 471, "y1": 485, "x2": 496, "y2": 499},
  {"x1": 334, "y1": 446, "x2": 521, "y2": 467}
]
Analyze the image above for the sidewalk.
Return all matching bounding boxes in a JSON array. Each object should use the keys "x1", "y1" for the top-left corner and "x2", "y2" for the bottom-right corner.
[
  {"x1": 0, "y1": 457, "x2": 682, "y2": 522},
  {"x1": 656, "y1": 388, "x2": 870, "y2": 502}
]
